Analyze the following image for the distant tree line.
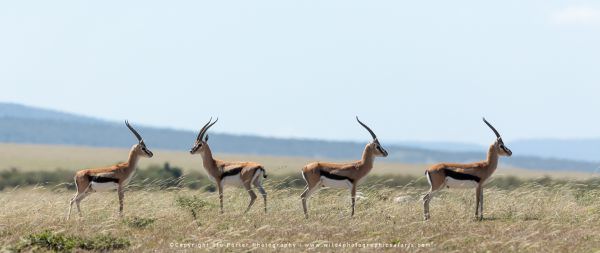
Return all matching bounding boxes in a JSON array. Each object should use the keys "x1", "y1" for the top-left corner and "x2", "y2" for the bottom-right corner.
[{"x1": 2, "y1": 163, "x2": 600, "y2": 192}]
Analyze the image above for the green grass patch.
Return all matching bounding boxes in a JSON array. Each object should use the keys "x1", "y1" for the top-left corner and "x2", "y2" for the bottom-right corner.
[
  {"x1": 123, "y1": 216, "x2": 156, "y2": 229},
  {"x1": 12, "y1": 230, "x2": 130, "y2": 252},
  {"x1": 175, "y1": 195, "x2": 213, "y2": 226}
]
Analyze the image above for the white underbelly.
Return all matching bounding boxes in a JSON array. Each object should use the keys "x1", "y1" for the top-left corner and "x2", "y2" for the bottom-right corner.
[
  {"x1": 91, "y1": 182, "x2": 118, "y2": 191},
  {"x1": 445, "y1": 177, "x2": 478, "y2": 189},
  {"x1": 320, "y1": 177, "x2": 353, "y2": 189},
  {"x1": 221, "y1": 175, "x2": 243, "y2": 187}
]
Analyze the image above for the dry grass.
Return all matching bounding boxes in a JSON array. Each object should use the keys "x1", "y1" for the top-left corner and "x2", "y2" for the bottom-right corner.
[
  {"x1": 0, "y1": 143, "x2": 593, "y2": 179},
  {"x1": 1, "y1": 183, "x2": 600, "y2": 252},
  {"x1": 2, "y1": 143, "x2": 599, "y2": 251}
]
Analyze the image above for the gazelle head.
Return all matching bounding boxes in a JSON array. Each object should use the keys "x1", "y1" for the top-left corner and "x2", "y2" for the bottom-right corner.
[
  {"x1": 356, "y1": 116, "x2": 388, "y2": 157},
  {"x1": 126, "y1": 120, "x2": 154, "y2": 158},
  {"x1": 190, "y1": 117, "x2": 218, "y2": 155},
  {"x1": 483, "y1": 117, "x2": 512, "y2": 157}
]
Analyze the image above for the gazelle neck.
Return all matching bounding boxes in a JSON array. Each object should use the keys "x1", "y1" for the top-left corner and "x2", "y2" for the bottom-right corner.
[
  {"x1": 126, "y1": 146, "x2": 141, "y2": 172},
  {"x1": 200, "y1": 144, "x2": 219, "y2": 175},
  {"x1": 358, "y1": 144, "x2": 376, "y2": 175},
  {"x1": 486, "y1": 143, "x2": 499, "y2": 173}
]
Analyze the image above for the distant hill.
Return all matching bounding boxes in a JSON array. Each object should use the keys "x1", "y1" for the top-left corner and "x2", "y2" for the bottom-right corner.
[
  {"x1": 0, "y1": 102, "x2": 105, "y2": 124},
  {"x1": 393, "y1": 141, "x2": 484, "y2": 153},
  {"x1": 510, "y1": 139, "x2": 600, "y2": 163},
  {"x1": 0, "y1": 102, "x2": 598, "y2": 172}
]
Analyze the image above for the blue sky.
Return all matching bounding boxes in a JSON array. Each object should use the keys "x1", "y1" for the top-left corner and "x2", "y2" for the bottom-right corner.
[{"x1": 1, "y1": 0, "x2": 599, "y2": 145}]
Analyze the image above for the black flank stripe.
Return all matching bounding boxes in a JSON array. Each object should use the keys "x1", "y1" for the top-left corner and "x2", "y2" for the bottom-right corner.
[
  {"x1": 443, "y1": 169, "x2": 481, "y2": 183},
  {"x1": 320, "y1": 170, "x2": 354, "y2": 183},
  {"x1": 222, "y1": 167, "x2": 243, "y2": 178},
  {"x1": 88, "y1": 175, "x2": 119, "y2": 183}
]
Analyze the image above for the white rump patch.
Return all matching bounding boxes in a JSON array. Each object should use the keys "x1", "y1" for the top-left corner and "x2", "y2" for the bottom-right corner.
[
  {"x1": 426, "y1": 171, "x2": 432, "y2": 186},
  {"x1": 90, "y1": 182, "x2": 118, "y2": 191},
  {"x1": 445, "y1": 177, "x2": 478, "y2": 189},
  {"x1": 320, "y1": 176, "x2": 353, "y2": 189}
]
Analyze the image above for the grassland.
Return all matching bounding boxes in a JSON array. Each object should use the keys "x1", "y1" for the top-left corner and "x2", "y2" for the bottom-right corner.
[
  {"x1": 1, "y1": 183, "x2": 600, "y2": 252},
  {"x1": 1, "y1": 143, "x2": 600, "y2": 252}
]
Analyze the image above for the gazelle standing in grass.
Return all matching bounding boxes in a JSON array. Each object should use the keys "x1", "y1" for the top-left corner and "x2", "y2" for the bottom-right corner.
[
  {"x1": 66, "y1": 121, "x2": 153, "y2": 220},
  {"x1": 300, "y1": 117, "x2": 388, "y2": 218},
  {"x1": 190, "y1": 118, "x2": 268, "y2": 214},
  {"x1": 422, "y1": 118, "x2": 512, "y2": 221}
]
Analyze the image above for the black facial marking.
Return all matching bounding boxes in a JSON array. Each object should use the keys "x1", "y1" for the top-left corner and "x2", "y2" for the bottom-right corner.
[
  {"x1": 88, "y1": 175, "x2": 119, "y2": 183},
  {"x1": 221, "y1": 167, "x2": 243, "y2": 178},
  {"x1": 443, "y1": 169, "x2": 481, "y2": 183},
  {"x1": 320, "y1": 170, "x2": 354, "y2": 183}
]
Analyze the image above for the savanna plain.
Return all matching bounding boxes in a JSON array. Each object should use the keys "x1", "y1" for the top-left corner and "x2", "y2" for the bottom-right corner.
[{"x1": 1, "y1": 144, "x2": 600, "y2": 252}]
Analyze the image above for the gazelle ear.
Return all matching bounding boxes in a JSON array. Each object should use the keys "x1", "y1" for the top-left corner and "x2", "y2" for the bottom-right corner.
[{"x1": 204, "y1": 135, "x2": 209, "y2": 142}]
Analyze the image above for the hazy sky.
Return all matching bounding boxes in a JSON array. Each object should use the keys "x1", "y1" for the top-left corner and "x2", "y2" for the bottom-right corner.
[{"x1": 1, "y1": 1, "x2": 599, "y2": 145}]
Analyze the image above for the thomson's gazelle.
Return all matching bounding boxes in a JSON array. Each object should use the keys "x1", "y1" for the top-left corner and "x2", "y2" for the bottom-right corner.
[
  {"x1": 423, "y1": 118, "x2": 512, "y2": 220},
  {"x1": 190, "y1": 118, "x2": 268, "y2": 214},
  {"x1": 300, "y1": 117, "x2": 388, "y2": 218},
  {"x1": 66, "y1": 121, "x2": 153, "y2": 220}
]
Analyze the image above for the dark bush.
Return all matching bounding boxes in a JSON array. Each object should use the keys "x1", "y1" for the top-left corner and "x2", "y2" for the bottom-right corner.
[
  {"x1": 12, "y1": 230, "x2": 129, "y2": 252},
  {"x1": 0, "y1": 163, "x2": 212, "y2": 191},
  {"x1": 2, "y1": 164, "x2": 600, "y2": 192},
  {"x1": 123, "y1": 216, "x2": 156, "y2": 229},
  {"x1": 0, "y1": 167, "x2": 73, "y2": 191}
]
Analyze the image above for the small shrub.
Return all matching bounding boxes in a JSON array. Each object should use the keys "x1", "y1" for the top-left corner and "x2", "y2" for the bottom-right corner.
[
  {"x1": 13, "y1": 230, "x2": 130, "y2": 252},
  {"x1": 175, "y1": 195, "x2": 212, "y2": 226},
  {"x1": 124, "y1": 216, "x2": 156, "y2": 229},
  {"x1": 78, "y1": 234, "x2": 130, "y2": 251}
]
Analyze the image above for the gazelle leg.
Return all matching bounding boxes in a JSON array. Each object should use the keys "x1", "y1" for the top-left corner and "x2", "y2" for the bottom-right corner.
[
  {"x1": 422, "y1": 191, "x2": 433, "y2": 220},
  {"x1": 217, "y1": 181, "x2": 224, "y2": 214},
  {"x1": 350, "y1": 183, "x2": 357, "y2": 217},
  {"x1": 244, "y1": 183, "x2": 257, "y2": 214},
  {"x1": 423, "y1": 188, "x2": 442, "y2": 221},
  {"x1": 301, "y1": 186, "x2": 309, "y2": 218},
  {"x1": 476, "y1": 185, "x2": 484, "y2": 220},
  {"x1": 253, "y1": 180, "x2": 267, "y2": 213},
  {"x1": 73, "y1": 185, "x2": 92, "y2": 218},
  {"x1": 75, "y1": 192, "x2": 91, "y2": 218},
  {"x1": 67, "y1": 191, "x2": 87, "y2": 220},
  {"x1": 423, "y1": 171, "x2": 445, "y2": 221},
  {"x1": 67, "y1": 181, "x2": 88, "y2": 220},
  {"x1": 67, "y1": 193, "x2": 78, "y2": 220},
  {"x1": 301, "y1": 184, "x2": 319, "y2": 219},
  {"x1": 118, "y1": 185, "x2": 125, "y2": 217}
]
